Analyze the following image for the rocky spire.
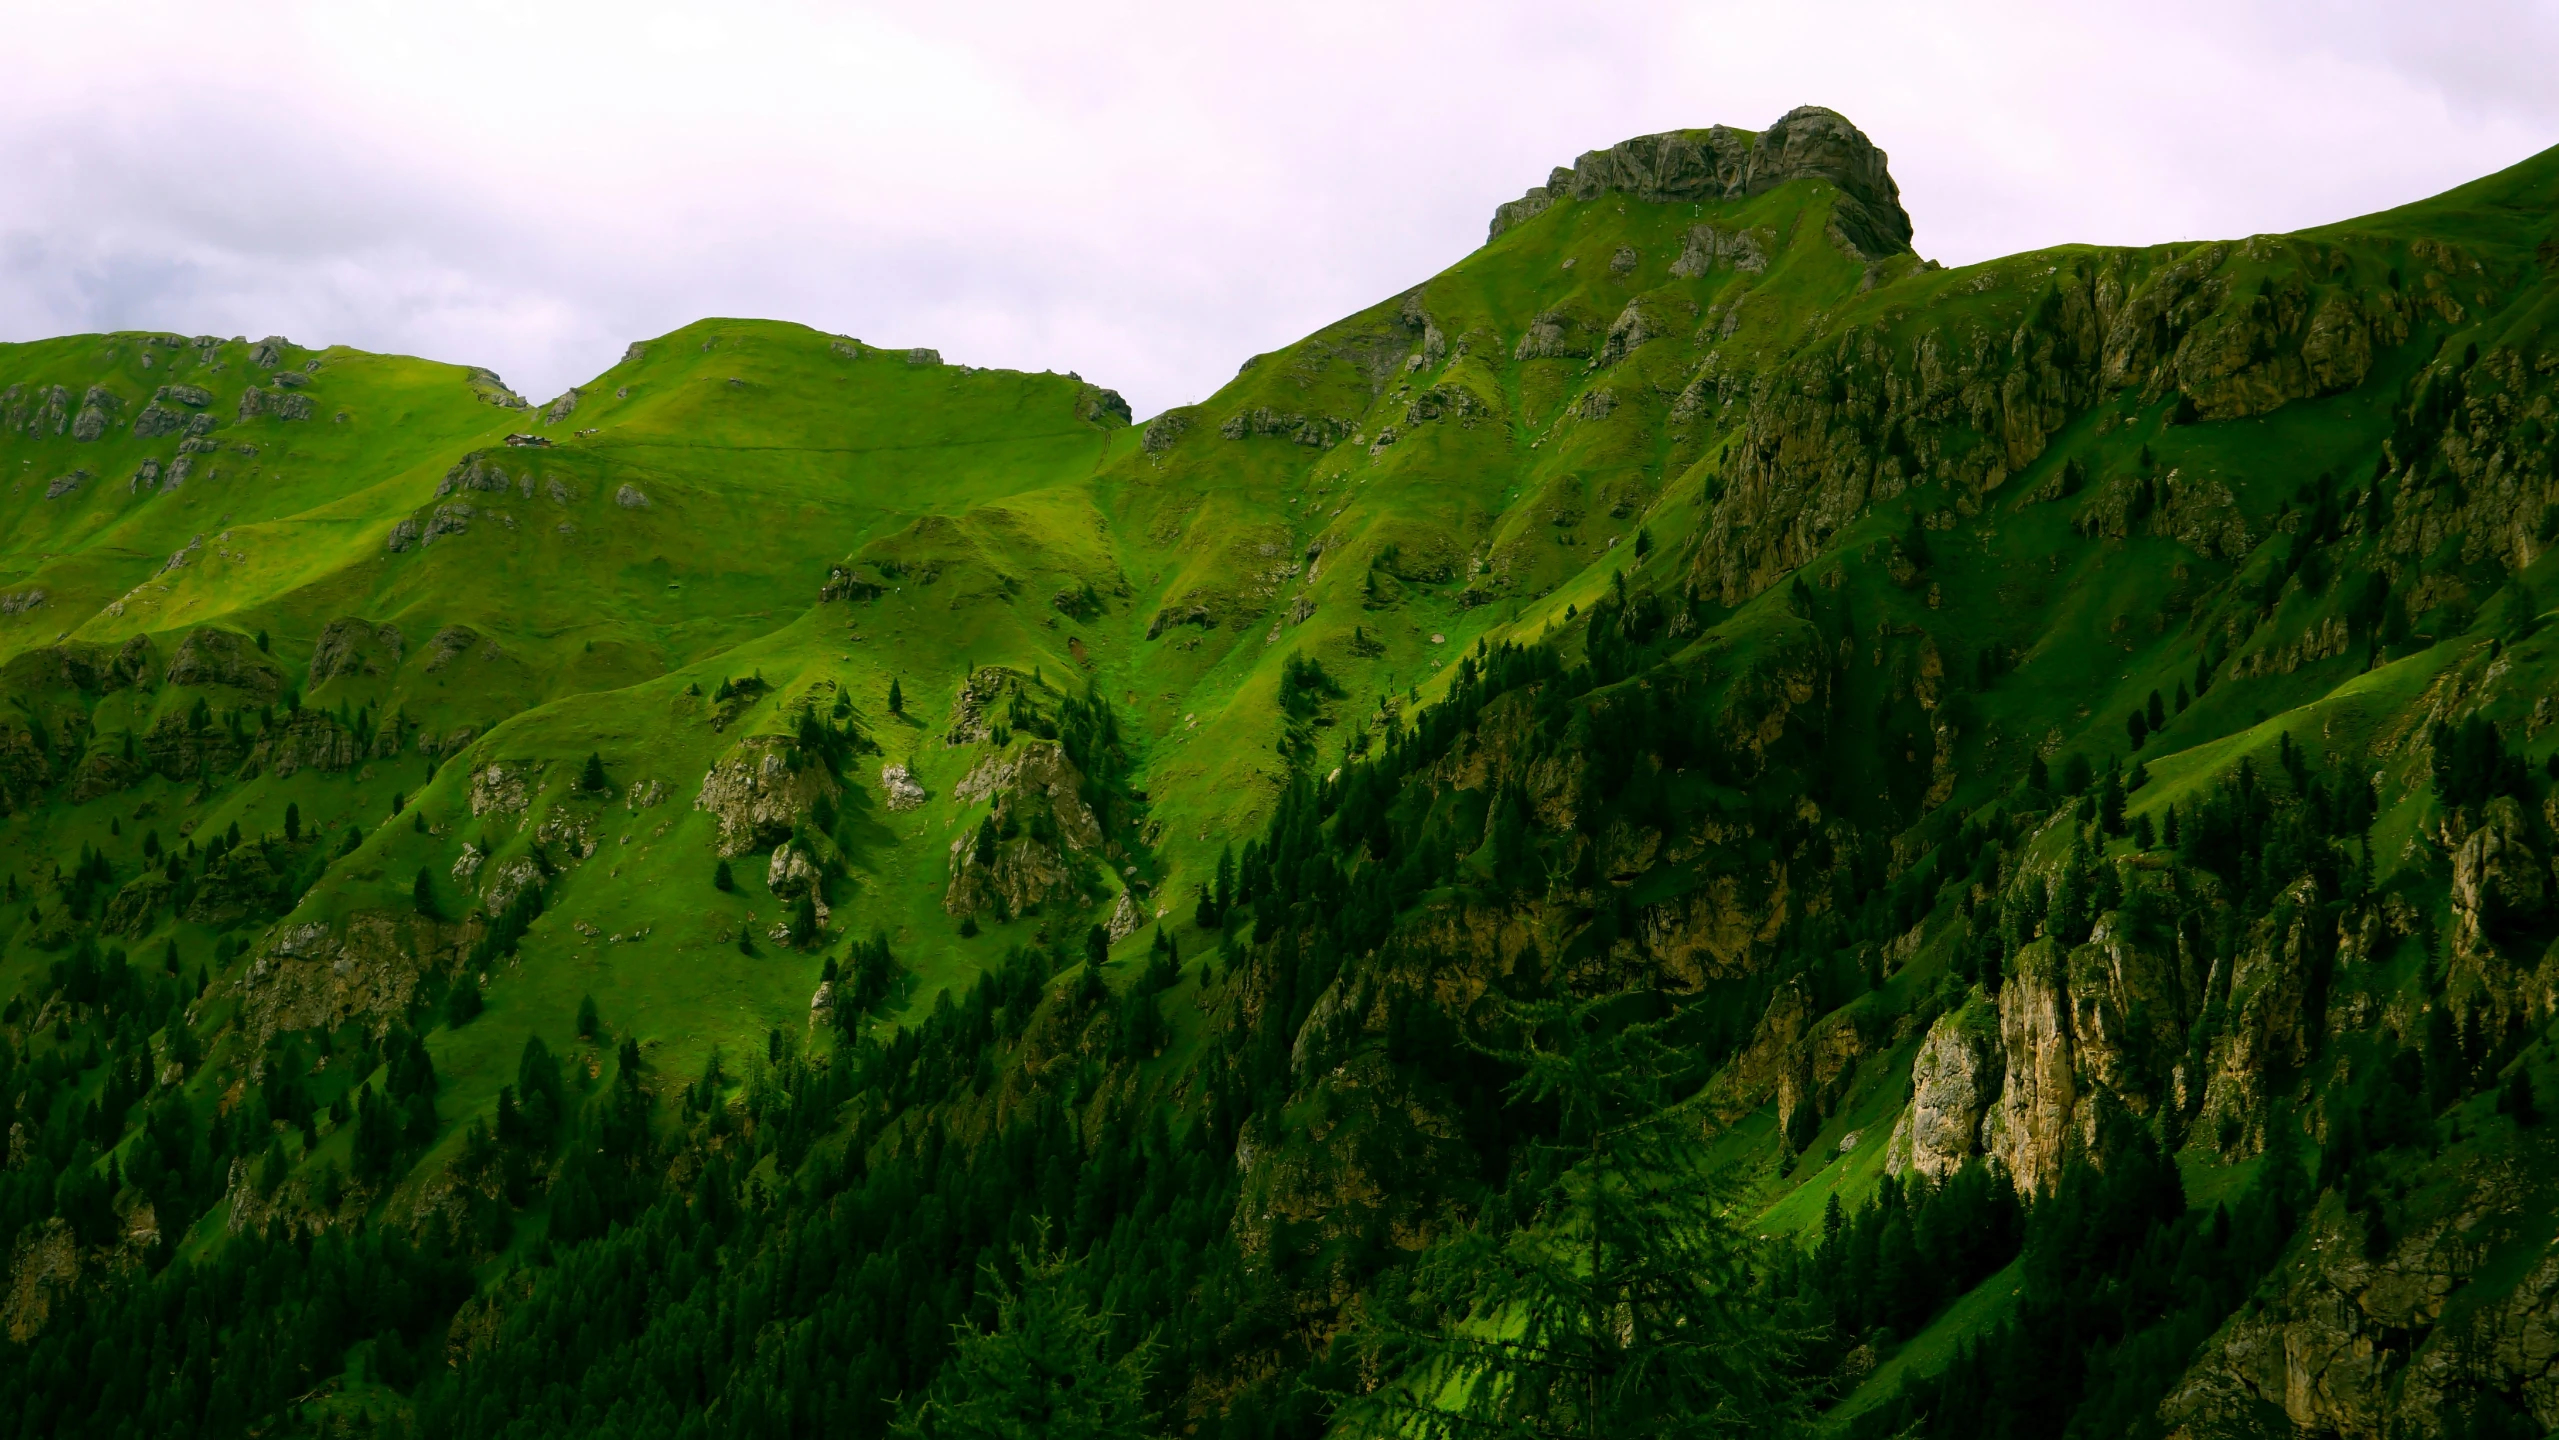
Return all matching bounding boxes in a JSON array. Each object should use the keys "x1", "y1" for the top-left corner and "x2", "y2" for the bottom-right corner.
[{"x1": 1486, "y1": 106, "x2": 1913, "y2": 258}]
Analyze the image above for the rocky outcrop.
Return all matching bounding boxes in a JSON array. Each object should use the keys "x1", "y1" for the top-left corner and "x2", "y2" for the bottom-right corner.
[
  {"x1": 1982, "y1": 939, "x2": 2080, "y2": 1194},
  {"x1": 694, "y1": 736, "x2": 838, "y2": 857},
  {"x1": 1886, "y1": 998, "x2": 2005, "y2": 1177},
  {"x1": 438, "y1": 456, "x2": 519, "y2": 497},
  {"x1": 308, "y1": 618, "x2": 406, "y2": 683},
  {"x1": 2451, "y1": 796, "x2": 2550, "y2": 961},
  {"x1": 767, "y1": 841, "x2": 823, "y2": 898},
  {"x1": 943, "y1": 741, "x2": 1104, "y2": 919},
  {"x1": 165, "y1": 627, "x2": 284, "y2": 699},
  {"x1": 2164, "y1": 1163, "x2": 2559, "y2": 1440},
  {"x1": 250, "y1": 709, "x2": 364, "y2": 777},
  {"x1": 4, "y1": 1218, "x2": 78, "y2": 1343},
  {"x1": 237, "y1": 386, "x2": 313, "y2": 421},
  {"x1": 1487, "y1": 107, "x2": 1912, "y2": 257},
  {"x1": 243, "y1": 911, "x2": 470, "y2": 1037},
  {"x1": 1220, "y1": 407, "x2": 1353, "y2": 448},
  {"x1": 70, "y1": 386, "x2": 119, "y2": 441},
  {"x1": 880, "y1": 763, "x2": 927, "y2": 811}
]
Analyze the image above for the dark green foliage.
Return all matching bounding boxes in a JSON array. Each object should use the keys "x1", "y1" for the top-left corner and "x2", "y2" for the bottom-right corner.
[
  {"x1": 888, "y1": 676, "x2": 905, "y2": 713},
  {"x1": 577, "y1": 993, "x2": 601, "y2": 1038},
  {"x1": 1348, "y1": 989, "x2": 1805, "y2": 1438},
  {"x1": 892, "y1": 1242, "x2": 1156, "y2": 1440},
  {"x1": 713, "y1": 858, "x2": 734, "y2": 892},
  {"x1": 1848, "y1": 1132, "x2": 2301, "y2": 1440},
  {"x1": 2430, "y1": 716, "x2": 2529, "y2": 812},
  {"x1": 581, "y1": 751, "x2": 607, "y2": 791},
  {"x1": 412, "y1": 866, "x2": 439, "y2": 919},
  {"x1": 445, "y1": 976, "x2": 484, "y2": 1028}
]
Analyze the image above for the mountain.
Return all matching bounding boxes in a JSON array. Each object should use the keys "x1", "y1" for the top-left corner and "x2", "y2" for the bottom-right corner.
[{"x1": 4, "y1": 104, "x2": 2559, "y2": 1438}]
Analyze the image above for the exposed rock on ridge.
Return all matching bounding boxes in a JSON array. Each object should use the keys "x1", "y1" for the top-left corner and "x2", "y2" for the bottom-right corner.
[{"x1": 1487, "y1": 106, "x2": 1913, "y2": 258}]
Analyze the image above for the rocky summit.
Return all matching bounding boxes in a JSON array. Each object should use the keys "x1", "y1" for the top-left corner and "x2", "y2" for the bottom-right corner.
[{"x1": 3, "y1": 108, "x2": 2559, "y2": 1440}]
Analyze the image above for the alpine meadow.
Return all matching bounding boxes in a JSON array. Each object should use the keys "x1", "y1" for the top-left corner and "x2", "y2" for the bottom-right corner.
[{"x1": 10, "y1": 103, "x2": 2559, "y2": 1438}]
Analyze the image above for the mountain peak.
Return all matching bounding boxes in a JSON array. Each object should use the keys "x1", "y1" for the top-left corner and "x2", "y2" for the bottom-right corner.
[{"x1": 1487, "y1": 105, "x2": 1912, "y2": 257}]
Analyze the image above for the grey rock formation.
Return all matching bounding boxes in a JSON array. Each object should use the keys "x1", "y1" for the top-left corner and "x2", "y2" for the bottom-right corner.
[
  {"x1": 880, "y1": 763, "x2": 927, "y2": 812},
  {"x1": 134, "y1": 402, "x2": 175, "y2": 441},
  {"x1": 1884, "y1": 1000, "x2": 2005, "y2": 1177},
  {"x1": 0, "y1": 589, "x2": 45, "y2": 616},
  {"x1": 614, "y1": 484, "x2": 650, "y2": 509},
  {"x1": 1486, "y1": 106, "x2": 1913, "y2": 260},
  {"x1": 42, "y1": 470, "x2": 87, "y2": 500},
  {"x1": 541, "y1": 387, "x2": 580, "y2": 425},
  {"x1": 1220, "y1": 407, "x2": 1353, "y2": 448},
  {"x1": 156, "y1": 384, "x2": 213, "y2": 408},
  {"x1": 1076, "y1": 384, "x2": 1132, "y2": 426},
  {"x1": 385, "y1": 518, "x2": 422, "y2": 553},
  {"x1": 695, "y1": 736, "x2": 841, "y2": 857},
  {"x1": 271, "y1": 370, "x2": 309, "y2": 389},
  {"x1": 1142, "y1": 410, "x2": 1193, "y2": 455},
  {"x1": 906, "y1": 347, "x2": 942, "y2": 366},
  {"x1": 422, "y1": 503, "x2": 474, "y2": 543},
  {"x1": 438, "y1": 457, "x2": 515, "y2": 496},
  {"x1": 71, "y1": 386, "x2": 119, "y2": 441},
  {"x1": 466, "y1": 367, "x2": 529, "y2": 408},
  {"x1": 2452, "y1": 796, "x2": 2548, "y2": 959},
  {"x1": 1668, "y1": 223, "x2": 1771, "y2": 277},
  {"x1": 236, "y1": 387, "x2": 309, "y2": 421},
  {"x1": 250, "y1": 337, "x2": 288, "y2": 368}
]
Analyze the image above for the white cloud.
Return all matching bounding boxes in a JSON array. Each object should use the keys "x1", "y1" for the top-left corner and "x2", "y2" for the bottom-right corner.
[{"x1": 0, "y1": 0, "x2": 2548, "y2": 418}]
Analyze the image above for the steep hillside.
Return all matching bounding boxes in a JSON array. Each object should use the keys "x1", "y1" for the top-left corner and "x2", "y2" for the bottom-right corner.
[{"x1": 5, "y1": 106, "x2": 2559, "y2": 1440}]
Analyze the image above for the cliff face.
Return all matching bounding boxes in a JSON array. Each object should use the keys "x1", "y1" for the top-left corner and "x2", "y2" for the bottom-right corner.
[{"x1": 1488, "y1": 106, "x2": 1913, "y2": 257}]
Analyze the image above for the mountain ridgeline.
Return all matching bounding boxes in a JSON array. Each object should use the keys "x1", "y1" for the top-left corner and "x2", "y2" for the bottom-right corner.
[{"x1": 3, "y1": 105, "x2": 2559, "y2": 1438}]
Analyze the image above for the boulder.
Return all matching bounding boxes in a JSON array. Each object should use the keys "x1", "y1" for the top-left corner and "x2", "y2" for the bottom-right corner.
[
  {"x1": 767, "y1": 841, "x2": 823, "y2": 897},
  {"x1": 880, "y1": 763, "x2": 927, "y2": 811}
]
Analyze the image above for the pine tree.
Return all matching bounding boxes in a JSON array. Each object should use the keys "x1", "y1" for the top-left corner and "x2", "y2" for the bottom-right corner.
[
  {"x1": 888, "y1": 677, "x2": 905, "y2": 715},
  {"x1": 413, "y1": 867, "x2": 439, "y2": 919},
  {"x1": 1348, "y1": 989, "x2": 1806, "y2": 1439},
  {"x1": 284, "y1": 802, "x2": 300, "y2": 842},
  {"x1": 581, "y1": 751, "x2": 607, "y2": 792},
  {"x1": 714, "y1": 859, "x2": 735, "y2": 892},
  {"x1": 892, "y1": 1239, "x2": 1154, "y2": 1440},
  {"x1": 577, "y1": 994, "x2": 601, "y2": 1039}
]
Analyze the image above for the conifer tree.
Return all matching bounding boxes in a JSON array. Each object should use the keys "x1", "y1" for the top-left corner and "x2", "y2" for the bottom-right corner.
[
  {"x1": 894, "y1": 1240, "x2": 1155, "y2": 1440},
  {"x1": 581, "y1": 751, "x2": 607, "y2": 792},
  {"x1": 888, "y1": 677, "x2": 905, "y2": 715},
  {"x1": 1349, "y1": 989, "x2": 1805, "y2": 1439}
]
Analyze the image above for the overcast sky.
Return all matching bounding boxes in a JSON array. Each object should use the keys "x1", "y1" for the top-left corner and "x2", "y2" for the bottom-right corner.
[{"x1": 2, "y1": 1, "x2": 2552, "y2": 420}]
